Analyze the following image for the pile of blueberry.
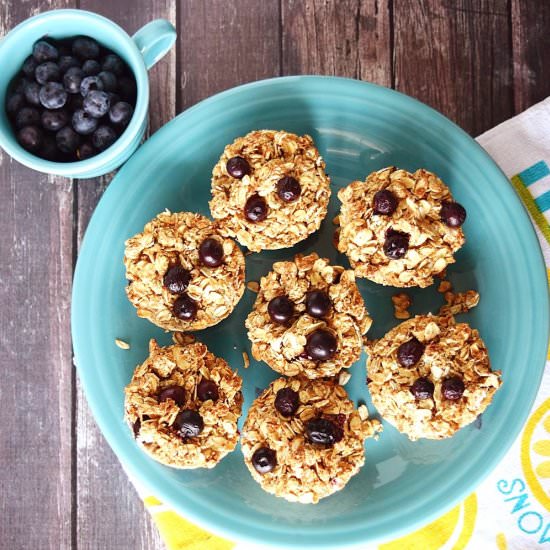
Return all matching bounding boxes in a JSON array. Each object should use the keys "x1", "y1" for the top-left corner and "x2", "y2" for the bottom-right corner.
[{"x1": 5, "y1": 36, "x2": 137, "y2": 162}]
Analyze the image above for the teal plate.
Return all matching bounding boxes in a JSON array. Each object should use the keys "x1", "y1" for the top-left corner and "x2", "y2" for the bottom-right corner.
[{"x1": 72, "y1": 76, "x2": 549, "y2": 548}]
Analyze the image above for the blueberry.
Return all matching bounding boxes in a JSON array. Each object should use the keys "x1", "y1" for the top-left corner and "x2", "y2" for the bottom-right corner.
[
  {"x1": 39, "y1": 135, "x2": 58, "y2": 161},
  {"x1": 163, "y1": 265, "x2": 191, "y2": 294},
  {"x1": 198, "y1": 237, "x2": 224, "y2": 267},
  {"x1": 82, "y1": 59, "x2": 101, "y2": 76},
  {"x1": 244, "y1": 194, "x2": 268, "y2": 222},
  {"x1": 58, "y1": 55, "x2": 80, "y2": 73},
  {"x1": 67, "y1": 93, "x2": 84, "y2": 111},
  {"x1": 410, "y1": 377, "x2": 435, "y2": 400},
  {"x1": 72, "y1": 37, "x2": 100, "y2": 60},
  {"x1": 13, "y1": 77, "x2": 31, "y2": 95},
  {"x1": 305, "y1": 417, "x2": 343, "y2": 447},
  {"x1": 83, "y1": 90, "x2": 110, "y2": 118},
  {"x1": 383, "y1": 229, "x2": 409, "y2": 259},
  {"x1": 6, "y1": 93, "x2": 25, "y2": 117},
  {"x1": 15, "y1": 107, "x2": 41, "y2": 129},
  {"x1": 39, "y1": 82, "x2": 67, "y2": 109},
  {"x1": 442, "y1": 377, "x2": 465, "y2": 401},
  {"x1": 101, "y1": 53, "x2": 125, "y2": 75},
  {"x1": 107, "y1": 92, "x2": 120, "y2": 106},
  {"x1": 251, "y1": 447, "x2": 277, "y2": 474},
  {"x1": 80, "y1": 76, "x2": 104, "y2": 96},
  {"x1": 109, "y1": 101, "x2": 133, "y2": 127},
  {"x1": 396, "y1": 337, "x2": 425, "y2": 368},
  {"x1": 17, "y1": 125, "x2": 43, "y2": 152},
  {"x1": 56, "y1": 40, "x2": 73, "y2": 57},
  {"x1": 159, "y1": 385, "x2": 186, "y2": 406},
  {"x1": 267, "y1": 295, "x2": 294, "y2": 324},
  {"x1": 118, "y1": 75, "x2": 137, "y2": 102},
  {"x1": 41, "y1": 109, "x2": 69, "y2": 131},
  {"x1": 305, "y1": 329, "x2": 337, "y2": 361},
  {"x1": 131, "y1": 418, "x2": 141, "y2": 438},
  {"x1": 72, "y1": 109, "x2": 98, "y2": 135},
  {"x1": 23, "y1": 81, "x2": 41, "y2": 106},
  {"x1": 22, "y1": 56, "x2": 38, "y2": 78},
  {"x1": 274, "y1": 388, "x2": 299, "y2": 417},
  {"x1": 305, "y1": 290, "x2": 331, "y2": 318},
  {"x1": 63, "y1": 67, "x2": 84, "y2": 94},
  {"x1": 226, "y1": 156, "x2": 250, "y2": 179},
  {"x1": 172, "y1": 293, "x2": 198, "y2": 321},
  {"x1": 98, "y1": 71, "x2": 117, "y2": 92},
  {"x1": 197, "y1": 379, "x2": 219, "y2": 402},
  {"x1": 92, "y1": 125, "x2": 117, "y2": 151},
  {"x1": 373, "y1": 189, "x2": 398, "y2": 215},
  {"x1": 130, "y1": 414, "x2": 152, "y2": 438},
  {"x1": 9, "y1": 39, "x2": 136, "y2": 163},
  {"x1": 440, "y1": 201, "x2": 467, "y2": 228},
  {"x1": 276, "y1": 176, "x2": 301, "y2": 202},
  {"x1": 173, "y1": 409, "x2": 204, "y2": 438},
  {"x1": 56, "y1": 126, "x2": 80, "y2": 154},
  {"x1": 35, "y1": 61, "x2": 60, "y2": 85},
  {"x1": 77, "y1": 141, "x2": 95, "y2": 160},
  {"x1": 32, "y1": 40, "x2": 59, "y2": 63}
]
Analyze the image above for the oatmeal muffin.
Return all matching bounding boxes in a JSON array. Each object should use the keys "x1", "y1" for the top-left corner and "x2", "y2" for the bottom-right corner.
[
  {"x1": 241, "y1": 376, "x2": 381, "y2": 503},
  {"x1": 124, "y1": 339, "x2": 243, "y2": 469},
  {"x1": 209, "y1": 130, "x2": 331, "y2": 252},
  {"x1": 245, "y1": 252, "x2": 372, "y2": 379},
  {"x1": 337, "y1": 167, "x2": 466, "y2": 288},
  {"x1": 124, "y1": 211, "x2": 245, "y2": 331},
  {"x1": 366, "y1": 315, "x2": 501, "y2": 440}
]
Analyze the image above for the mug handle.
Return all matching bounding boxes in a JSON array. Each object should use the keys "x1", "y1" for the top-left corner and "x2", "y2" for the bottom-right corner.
[{"x1": 132, "y1": 19, "x2": 176, "y2": 70}]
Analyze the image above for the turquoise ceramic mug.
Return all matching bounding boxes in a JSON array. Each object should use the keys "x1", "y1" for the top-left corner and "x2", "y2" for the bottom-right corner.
[{"x1": 0, "y1": 9, "x2": 176, "y2": 178}]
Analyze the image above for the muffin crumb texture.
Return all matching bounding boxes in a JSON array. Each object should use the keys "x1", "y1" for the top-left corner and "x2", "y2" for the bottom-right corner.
[
  {"x1": 210, "y1": 130, "x2": 331, "y2": 251},
  {"x1": 246, "y1": 252, "x2": 372, "y2": 378},
  {"x1": 337, "y1": 167, "x2": 465, "y2": 288},
  {"x1": 124, "y1": 340, "x2": 243, "y2": 469},
  {"x1": 439, "y1": 284, "x2": 480, "y2": 316},
  {"x1": 241, "y1": 376, "x2": 381, "y2": 503},
  {"x1": 367, "y1": 315, "x2": 501, "y2": 440},
  {"x1": 392, "y1": 292, "x2": 412, "y2": 319},
  {"x1": 124, "y1": 211, "x2": 245, "y2": 331}
]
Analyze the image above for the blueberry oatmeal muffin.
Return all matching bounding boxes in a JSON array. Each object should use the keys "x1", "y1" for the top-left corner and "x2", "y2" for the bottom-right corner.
[
  {"x1": 124, "y1": 211, "x2": 245, "y2": 331},
  {"x1": 337, "y1": 167, "x2": 466, "y2": 288},
  {"x1": 241, "y1": 376, "x2": 381, "y2": 503},
  {"x1": 124, "y1": 339, "x2": 243, "y2": 468},
  {"x1": 209, "y1": 130, "x2": 331, "y2": 252},
  {"x1": 366, "y1": 315, "x2": 501, "y2": 440},
  {"x1": 245, "y1": 252, "x2": 372, "y2": 379}
]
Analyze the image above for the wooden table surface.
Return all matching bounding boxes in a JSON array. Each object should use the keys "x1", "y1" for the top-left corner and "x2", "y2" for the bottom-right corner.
[{"x1": 1, "y1": 1, "x2": 549, "y2": 548}]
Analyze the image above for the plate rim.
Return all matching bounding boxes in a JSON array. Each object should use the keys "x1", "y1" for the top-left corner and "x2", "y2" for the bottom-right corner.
[{"x1": 72, "y1": 75, "x2": 550, "y2": 548}]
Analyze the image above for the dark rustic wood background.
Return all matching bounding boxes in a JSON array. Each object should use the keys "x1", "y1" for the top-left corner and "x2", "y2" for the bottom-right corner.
[{"x1": 1, "y1": 1, "x2": 549, "y2": 548}]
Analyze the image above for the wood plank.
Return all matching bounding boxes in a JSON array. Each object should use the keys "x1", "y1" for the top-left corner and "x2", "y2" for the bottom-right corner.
[
  {"x1": 511, "y1": 0, "x2": 550, "y2": 113},
  {"x1": 394, "y1": 0, "x2": 513, "y2": 135},
  {"x1": 74, "y1": 2, "x2": 176, "y2": 549},
  {"x1": 0, "y1": 2, "x2": 74, "y2": 549},
  {"x1": 281, "y1": 0, "x2": 391, "y2": 85},
  {"x1": 0, "y1": 172, "x2": 74, "y2": 550},
  {"x1": 178, "y1": 0, "x2": 281, "y2": 110}
]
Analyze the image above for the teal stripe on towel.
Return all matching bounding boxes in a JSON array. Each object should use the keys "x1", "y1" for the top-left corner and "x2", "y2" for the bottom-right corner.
[
  {"x1": 519, "y1": 160, "x2": 550, "y2": 186},
  {"x1": 535, "y1": 189, "x2": 550, "y2": 213}
]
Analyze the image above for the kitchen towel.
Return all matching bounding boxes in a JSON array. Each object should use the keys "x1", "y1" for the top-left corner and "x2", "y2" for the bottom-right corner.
[{"x1": 140, "y1": 96, "x2": 550, "y2": 550}]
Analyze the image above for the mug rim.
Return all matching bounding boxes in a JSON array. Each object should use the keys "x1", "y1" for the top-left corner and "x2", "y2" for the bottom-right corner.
[{"x1": 0, "y1": 8, "x2": 150, "y2": 177}]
